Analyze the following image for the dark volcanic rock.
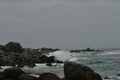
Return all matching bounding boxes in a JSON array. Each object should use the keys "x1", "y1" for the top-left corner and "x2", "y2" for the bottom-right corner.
[
  {"x1": 39, "y1": 73, "x2": 61, "y2": 80},
  {"x1": 0, "y1": 42, "x2": 61, "y2": 66},
  {"x1": 0, "y1": 66, "x2": 2, "y2": 69},
  {"x1": 0, "y1": 49, "x2": 5, "y2": 54},
  {"x1": 4, "y1": 42, "x2": 23, "y2": 53},
  {"x1": 64, "y1": 61, "x2": 102, "y2": 80},
  {"x1": 117, "y1": 73, "x2": 120, "y2": 76},
  {"x1": 0, "y1": 72, "x2": 5, "y2": 80},
  {"x1": 104, "y1": 76, "x2": 110, "y2": 79},
  {"x1": 64, "y1": 72, "x2": 102, "y2": 80},
  {"x1": 64, "y1": 61, "x2": 94, "y2": 77},
  {"x1": 48, "y1": 56, "x2": 55, "y2": 62},
  {"x1": 46, "y1": 63, "x2": 52, "y2": 66},
  {"x1": 38, "y1": 55, "x2": 49, "y2": 63},
  {"x1": 40, "y1": 47, "x2": 59, "y2": 54},
  {"x1": 0, "y1": 45, "x2": 5, "y2": 51},
  {"x1": 38, "y1": 55, "x2": 63, "y2": 63},
  {"x1": 4, "y1": 67, "x2": 26, "y2": 80},
  {"x1": 16, "y1": 61, "x2": 36, "y2": 68},
  {"x1": 18, "y1": 74, "x2": 38, "y2": 80}
]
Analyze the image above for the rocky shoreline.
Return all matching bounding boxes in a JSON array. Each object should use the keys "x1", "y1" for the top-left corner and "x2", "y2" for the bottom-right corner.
[
  {"x1": 0, "y1": 61, "x2": 102, "y2": 80},
  {"x1": 0, "y1": 42, "x2": 61, "y2": 67},
  {"x1": 0, "y1": 42, "x2": 100, "y2": 67},
  {"x1": 0, "y1": 42, "x2": 103, "y2": 80}
]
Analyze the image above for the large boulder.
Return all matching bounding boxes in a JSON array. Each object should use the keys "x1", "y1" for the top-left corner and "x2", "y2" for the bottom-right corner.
[
  {"x1": 64, "y1": 61, "x2": 102, "y2": 80},
  {"x1": 0, "y1": 49, "x2": 5, "y2": 54},
  {"x1": 18, "y1": 74, "x2": 39, "y2": 80},
  {"x1": 4, "y1": 42, "x2": 23, "y2": 53},
  {"x1": 4, "y1": 67, "x2": 26, "y2": 80},
  {"x1": 0, "y1": 72, "x2": 5, "y2": 80},
  {"x1": 38, "y1": 55, "x2": 63, "y2": 63},
  {"x1": 16, "y1": 61, "x2": 36, "y2": 68},
  {"x1": 48, "y1": 56, "x2": 55, "y2": 62},
  {"x1": 38, "y1": 55, "x2": 49, "y2": 63},
  {"x1": 40, "y1": 47, "x2": 59, "y2": 55},
  {"x1": 39, "y1": 73, "x2": 61, "y2": 80},
  {"x1": 0, "y1": 45, "x2": 5, "y2": 51}
]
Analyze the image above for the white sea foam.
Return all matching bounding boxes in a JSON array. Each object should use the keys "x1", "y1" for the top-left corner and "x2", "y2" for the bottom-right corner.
[
  {"x1": 48, "y1": 51, "x2": 77, "y2": 62},
  {"x1": 69, "y1": 57, "x2": 78, "y2": 61},
  {"x1": 0, "y1": 66, "x2": 12, "y2": 72}
]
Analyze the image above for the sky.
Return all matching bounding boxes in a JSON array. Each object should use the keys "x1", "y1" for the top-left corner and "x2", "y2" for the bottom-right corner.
[{"x1": 0, "y1": 0, "x2": 120, "y2": 49}]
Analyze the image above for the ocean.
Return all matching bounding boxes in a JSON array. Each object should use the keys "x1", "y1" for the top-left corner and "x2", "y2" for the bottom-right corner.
[{"x1": 15, "y1": 49, "x2": 119, "y2": 80}]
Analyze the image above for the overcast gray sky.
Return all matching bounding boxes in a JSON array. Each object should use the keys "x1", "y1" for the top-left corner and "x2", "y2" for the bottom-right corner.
[{"x1": 0, "y1": 0, "x2": 120, "y2": 49}]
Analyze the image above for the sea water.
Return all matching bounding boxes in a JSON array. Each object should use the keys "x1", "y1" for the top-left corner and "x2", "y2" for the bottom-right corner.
[
  {"x1": 0, "y1": 50, "x2": 120, "y2": 80},
  {"x1": 21, "y1": 50, "x2": 120, "y2": 80}
]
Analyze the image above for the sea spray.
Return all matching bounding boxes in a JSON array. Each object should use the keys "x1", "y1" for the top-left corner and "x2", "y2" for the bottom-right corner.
[{"x1": 47, "y1": 51, "x2": 77, "y2": 62}]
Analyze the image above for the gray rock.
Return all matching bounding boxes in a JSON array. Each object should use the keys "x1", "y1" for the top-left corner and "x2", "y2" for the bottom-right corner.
[
  {"x1": 4, "y1": 42, "x2": 23, "y2": 53},
  {"x1": 0, "y1": 72, "x2": 5, "y2": 80},
  {"x1": 39, "y1": 73, "x2": 61, "y2": 80},
  {"x1": 64, "y1": 61, "x2": 94, "y2": 77},
  {"x1": 18, "y1": 74, "x2": 39, "y2": 80},
  {"x1": 117, "y1": 73, "x2": 120, "y2": 76},
  {"x1": 64, "y1": 61, "x2": 102, "y2": 80},
  {"x1": 4, "y1": 67, "x2": 26, "y2": 80}
]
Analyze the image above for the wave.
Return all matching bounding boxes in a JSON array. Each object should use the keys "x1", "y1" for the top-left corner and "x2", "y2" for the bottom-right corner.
[
  {"x1": 47, "y1": 51, "x2": 78, "y2": 62},
  {"x1": 97, "y1": 50, "x2": 120, "y2": 56}
]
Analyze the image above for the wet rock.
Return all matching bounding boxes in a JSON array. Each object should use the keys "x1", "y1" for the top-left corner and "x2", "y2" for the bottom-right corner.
[
  {"x1": 15, "y1": 61, "x2": 36, "y2": 68},
  {"x1": 64, "y1": 61, "x2": 94, "y2": 77},
  {"x1": 40, "y1": 47, "x2": 59, "y2": 55},
  {"x1": 46, "y1": 63, "x2": 52, "y2": 66},
  {"x1": 117, "y1": 73, "x2": 120, "y2": 76},
  {"x1": 4, "y1": 67, "x2": 26, "y2": 80},
  {"x1": 18, "y1": 74, "x2": 38, "y2": 80},
  {"x1": 0, "y1": 49, "x2": 5, "y2": 54},
  {"x1": 0, "y1": 42, "x2": 61, "y2": 66},
  {"x1": 0, "y1": 66, "x2": 2, "y2": 69},
  {"x1": 4, "y1": 42, "x2": 23, "y2": 53},
  {"x1": 48, "y1": 56, "x2": 55, "y2": 62},
  {"x1": 0, "y1": 72, "x2": 5, "y2": 80},
  {"x1": 38, "y1": 55, "x2": 49, "y2": 63},
  {"x1": 39, "y1": 73, "x2": 61, "y2": 80},
  {"x1": 65, "y1": 72, "x2": 102, "y2": 80},
  {"x1": 0, "y1": 45, "x2": 5, "y2": 52},
  {"x1": 64, "y1": 61, "x2": 102, "y2": 80},
  {"x1": 104, "y1": 76, "x2": 110, "y2": 79}
]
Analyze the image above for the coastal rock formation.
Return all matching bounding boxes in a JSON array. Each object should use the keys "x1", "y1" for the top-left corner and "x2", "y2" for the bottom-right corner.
[
  {"x1": 0, "y1": 72, "x2": 5, "y2": 80},
  {"x1": 4, "y1": 42, "x2": 23, "y2": 53},
  {"x1": 0, "y1": 42, "x2": 60, "y2": 66},
  {"x1": 0, "y1": 67, "x2": 39, "y2": 80},
  {"x1": 64, "y1": 61, "x2": 102, "y2": 80},
  {"x1": 0, "y1": 62, "x2": 103, "y2": 80},
  {"x1": 18, "y1": 74, "x2": 38, "y2": 80},
  {"x1": 4, "y1": 67, "x2": 26, "y2": 80},
  {"x1": 70, "y1": 47, "x2": 99, "y2": 53},
  {"x1": 39, "y1": 73, "x2": 61, "y2": 80},
  {"x1": 0, "y1": 42, "x2": 103, "y2": 80}
]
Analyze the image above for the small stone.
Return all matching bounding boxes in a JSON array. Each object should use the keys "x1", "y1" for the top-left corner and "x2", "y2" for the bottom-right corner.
[
  {"x1": 117, "y1": 73, "x2": 120, "y2": 76},
  {"x1": 104, "y1": 76, "x2": 110, "y2": 79}
]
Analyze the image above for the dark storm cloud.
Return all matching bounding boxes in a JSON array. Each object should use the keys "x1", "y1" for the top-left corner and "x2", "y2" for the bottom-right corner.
[{"x1": 0, "y1": 0, "x2": 120, "y2": 49}]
